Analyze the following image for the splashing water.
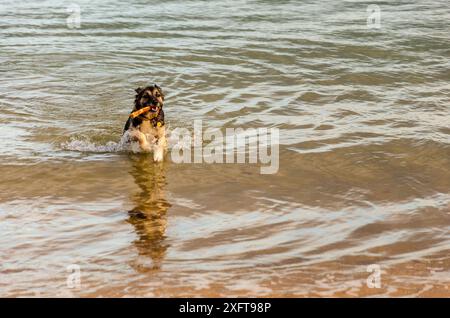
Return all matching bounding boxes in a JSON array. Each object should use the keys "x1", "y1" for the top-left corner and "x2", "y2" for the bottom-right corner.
[
  {"x1": 61, "y1": 127, "x2": 185, "y2": 154},
  {"x1": 61, "y1": 134, "x2": 131, "y2": 153}
]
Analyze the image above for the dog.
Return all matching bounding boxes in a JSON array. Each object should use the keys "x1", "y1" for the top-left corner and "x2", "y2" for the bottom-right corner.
[{"x1": 123, "y1": 84, "x2": 167, "y2": 162}]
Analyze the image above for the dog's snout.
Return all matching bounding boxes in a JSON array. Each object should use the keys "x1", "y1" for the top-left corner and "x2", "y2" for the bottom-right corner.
[{"x1": 145, "y1": 96, "x2": 157, "y2": 105}]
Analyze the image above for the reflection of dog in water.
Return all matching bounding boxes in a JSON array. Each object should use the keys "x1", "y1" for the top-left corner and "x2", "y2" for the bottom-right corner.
[{"x1": 127, "y1": 154, "x2": 171, "y2": 271}]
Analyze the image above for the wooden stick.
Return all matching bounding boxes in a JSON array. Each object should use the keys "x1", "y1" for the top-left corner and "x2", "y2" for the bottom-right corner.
[{"x1": 129, "y1": 106, "x2": 152, "y2": 119}]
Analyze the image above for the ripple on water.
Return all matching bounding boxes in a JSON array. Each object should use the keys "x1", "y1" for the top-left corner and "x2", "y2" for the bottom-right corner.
[{"x1": 0, "y1": 0, "x2": 449, "y2": 297}]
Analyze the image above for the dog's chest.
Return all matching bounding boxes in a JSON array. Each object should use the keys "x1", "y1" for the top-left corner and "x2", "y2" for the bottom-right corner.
[
  {"x1": 139, "y1": 120, "x2": 154, "y2": 135},
  {"x1": 138, "y1": 120, "x2": 164, "y2": 139}
]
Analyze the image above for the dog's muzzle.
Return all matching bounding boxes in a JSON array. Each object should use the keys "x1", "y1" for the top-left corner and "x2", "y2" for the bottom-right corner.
[
  {"x1": 145, "y1": 97, "x2": 162, "y2": 112},
  {"x1": 148, "y1": 103, "x2": 161, "y2": 113}
]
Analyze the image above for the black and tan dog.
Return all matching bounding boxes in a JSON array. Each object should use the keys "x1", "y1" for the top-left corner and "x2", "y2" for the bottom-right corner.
[{"x1": 123, "y1": 84, "x2": 167, "y2": 162}]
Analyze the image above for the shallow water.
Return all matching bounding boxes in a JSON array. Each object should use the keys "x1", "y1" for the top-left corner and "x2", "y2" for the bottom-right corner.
[{"x1": 0, "y1": 0, "x2": 449, "y2": 297}]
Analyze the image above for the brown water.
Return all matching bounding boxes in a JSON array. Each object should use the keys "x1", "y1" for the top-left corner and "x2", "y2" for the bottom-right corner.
[{"x1": 0, "y1": 0, "x2": 449, "y2": 297}]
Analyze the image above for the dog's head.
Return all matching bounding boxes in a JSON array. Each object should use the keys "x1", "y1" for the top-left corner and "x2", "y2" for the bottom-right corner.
[{"x1": 134, "y1": 84, "x2": 165, "y2": 114}]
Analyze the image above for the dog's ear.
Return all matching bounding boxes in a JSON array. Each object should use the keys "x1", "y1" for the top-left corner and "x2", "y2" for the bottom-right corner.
[
  {"x1": 155, "y1": 84, "x2": 165, "y2": 99},
  {"x1": 135, "y1": 87, "x2": 143, "y2": 95}
]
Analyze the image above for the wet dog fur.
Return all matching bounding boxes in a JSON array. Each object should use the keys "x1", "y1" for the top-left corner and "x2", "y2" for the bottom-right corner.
[{"x1": 123, "y1": 84, "x2": 167, "y2": 162}]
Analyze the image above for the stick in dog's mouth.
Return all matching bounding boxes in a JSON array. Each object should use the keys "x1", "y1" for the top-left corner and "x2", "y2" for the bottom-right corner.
[{"x1": 129, "y1": 105, "x2": 160, "y2": 119}]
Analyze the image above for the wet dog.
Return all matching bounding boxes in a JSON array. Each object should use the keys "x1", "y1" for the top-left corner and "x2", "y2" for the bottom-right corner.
[{"x1": 123, "y1": 84, "x2": 167, "y2": 162}]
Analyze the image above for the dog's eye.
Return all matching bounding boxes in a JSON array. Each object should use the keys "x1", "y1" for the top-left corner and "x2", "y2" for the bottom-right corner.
[{"x1": 156, "y1": 93, "x2": 160, "y2": 97}]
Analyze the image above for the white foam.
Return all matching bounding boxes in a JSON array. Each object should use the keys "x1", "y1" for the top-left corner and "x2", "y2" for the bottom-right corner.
[
  {"x1": 61, "y1": 133, "x2": 132, "y2": 153},
  {"x1": 62, "y1": 128, "x2": 189, "y2": 154}
]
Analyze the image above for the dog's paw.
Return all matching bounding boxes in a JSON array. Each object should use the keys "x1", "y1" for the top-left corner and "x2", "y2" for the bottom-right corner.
[{"x1": 130, "y1": 131, "x2": 152, "y2": 152}]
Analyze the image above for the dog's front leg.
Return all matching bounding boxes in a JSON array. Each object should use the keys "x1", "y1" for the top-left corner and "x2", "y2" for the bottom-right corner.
[
  {"x1": 153, "y1": 137, "x2": 166, "y2": 162},
  {"x1": 153, "y1": 139, "x2": 164, "y2": 162},
  {"x1": 130, "y1": 130, "x2": 151, "y2": 152}
]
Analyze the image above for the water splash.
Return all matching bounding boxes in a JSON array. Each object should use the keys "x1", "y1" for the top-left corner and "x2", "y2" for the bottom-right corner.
[
  {"x1": 61, "y1": 128, "x2": 183, "y2": 154},
  {"x1": 61, "y1": 133, "x2": 132, "y2": 153}
]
